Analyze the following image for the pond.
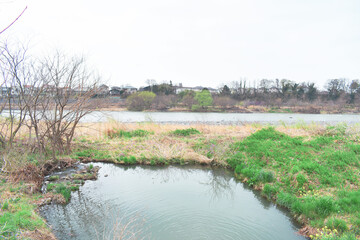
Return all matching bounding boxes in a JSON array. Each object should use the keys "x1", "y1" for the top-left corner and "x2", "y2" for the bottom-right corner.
[{"x1": 40, "y1": 163, "x2": 306, "y2": 240}]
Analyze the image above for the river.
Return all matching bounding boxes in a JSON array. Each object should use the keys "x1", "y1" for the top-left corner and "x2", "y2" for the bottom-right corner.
[
  {"x1": 82, "y1": 111, "x2": 360, "y2": 124},
  {"x1": 1, "y1": 110, "x2": 359, "y2": 124},
  {"x1": 40, "y1": 163, "x2": 306, "y2": 240}
]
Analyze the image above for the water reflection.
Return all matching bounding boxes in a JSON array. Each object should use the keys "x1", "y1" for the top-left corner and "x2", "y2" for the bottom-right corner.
[
  {"x1": 41, "y1": 163, "x2": 306, "y2": 240},
  {"x1": 200, "y1": 168, "x2": 235, "y2": 202}
]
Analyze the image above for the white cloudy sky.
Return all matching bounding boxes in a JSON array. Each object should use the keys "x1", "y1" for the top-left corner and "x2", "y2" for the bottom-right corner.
[{"x1": 1, "y1": 0, "x2": 359, "y2": 88}]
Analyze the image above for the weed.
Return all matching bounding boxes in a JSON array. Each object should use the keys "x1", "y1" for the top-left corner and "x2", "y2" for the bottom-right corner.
[
  {"x1": 54, "y1": 184, "x2": 71, "y2": 202},
  {"x1": 326, "y1": 218, "x2": 348, "y2": 232},
  {"x1": 70, "y1": 186, "x2": 79, "y2": 191},
  {"x1": 1, "y1": 201, "x2": 9, "y2": 210},
  {"x1": 74, "y1": 149, "x2": 112, "y2": 160},
  {"x1": 47, "y1": 183, "x2": 55, "y2": 192},
  {"x1": 263, "y1": 184, "x2": 278, "y2": 199},
  {"x1": 0, "y1": 201, "x2": 45, "y2": 238},
  {"x1": 117, "y1": 155, "x2": 137, "y2": 165},
  {"x1": 106, "y1": 129, "x2": 152, "y2": 138},
  {"x1": 48, "y1": 175, "x2": 60, "y2": 181},
  {"x1": 257, "y1": 170, "x2": 275, "y2": 183},
  {"x1": 170, "y1": 128, "x2": 201, "y2": 136}
]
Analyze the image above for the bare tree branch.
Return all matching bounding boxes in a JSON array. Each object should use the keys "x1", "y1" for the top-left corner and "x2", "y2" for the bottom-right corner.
[{"x1": 0, "y1": 6, "x2": 27, "y2": 35}]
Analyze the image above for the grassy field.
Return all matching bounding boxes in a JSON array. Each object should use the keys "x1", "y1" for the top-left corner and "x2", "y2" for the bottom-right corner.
[{"x1": 1, "y1": 122, "x2": 360, "y2": 239}]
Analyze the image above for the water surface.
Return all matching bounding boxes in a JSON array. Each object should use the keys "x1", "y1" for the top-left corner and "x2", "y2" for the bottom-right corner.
[
  {"x1": 41, "y1": 163, "x2": 306, "y2": 240},
  {"x1": 81, "y1": 111, "x2": 360, "y2": 124},
  {"x1": 2, "y1": 110, "x2": 359, "y2": 124}
]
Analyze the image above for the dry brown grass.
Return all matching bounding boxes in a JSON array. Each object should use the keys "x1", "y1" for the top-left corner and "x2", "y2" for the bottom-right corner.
[
  {"x1": 70, "y1": 122, "x2": 326, "y2": 166},
  {"x1": 20, "y1": 229, "x2": 57, "y2": 240}
]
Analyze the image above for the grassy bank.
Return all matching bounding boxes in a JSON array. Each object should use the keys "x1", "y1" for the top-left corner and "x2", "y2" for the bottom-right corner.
[
  {"x1": 0, "y1": 179, "x2": 56, "y2": 239},
  {"x1": 1, "y1": 122, "x2": 360, "y2": 239}
]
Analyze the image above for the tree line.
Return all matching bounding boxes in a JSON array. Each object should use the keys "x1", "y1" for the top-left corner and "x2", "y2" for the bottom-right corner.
[{"x1": 123, "y1": 78, "x2": 360, "y2": 112}]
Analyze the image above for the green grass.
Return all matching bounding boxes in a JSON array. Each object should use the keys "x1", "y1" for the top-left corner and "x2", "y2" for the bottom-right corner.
[
  {"x1": 227, "y1": 127, "x2": 360, "y2": 238},
  {"x1": 74, "y1": 148, "x2": 112, "y2": 160},
  {"x1": 170, "y1": 128, "x2": 201, "y2": 136},
  {"x1": 0, "y1": 199, "x2": 45, "y2": 238},
  {"x1": 48, "y1": 175, "x2": 60, "y2": 181},
  {"x1": 46, "y1": 182, "x2": 81, "y2": 202},
  {"x1": 107, "y1": 129, "x2": 153, "y2": 138},
  {"x1": 116, "y1": 155, "x2": 137, "y2": 165}
]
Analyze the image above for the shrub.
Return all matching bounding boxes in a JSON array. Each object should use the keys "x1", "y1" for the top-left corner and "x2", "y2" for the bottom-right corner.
[
  {"x1": 191, "y1": 89, "x2": 213, "y2": 111},
  {"x1": 126, "y1": 91, "x2": 156, "y2": 111}
]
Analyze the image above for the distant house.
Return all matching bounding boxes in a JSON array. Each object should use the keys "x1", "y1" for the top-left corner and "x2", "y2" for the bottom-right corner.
[
  {"x1": 110, "y1": 86, "x2": 122, "y2": 96},
  {"x1": 110, "y1": 86, "x2": 137, "y2": 96},
  {"x1": 122, "y1": 86, "x2": 137, "y2": 94},
  {"x1": 0, "y1": 87, "x2": 10, "y2": 96},
  {"x1": 175, "y1": 85, "x2": 218, "y2": 94},
  {"x1": 97, "y1": 84, "x2": 109, "y2": 96}
]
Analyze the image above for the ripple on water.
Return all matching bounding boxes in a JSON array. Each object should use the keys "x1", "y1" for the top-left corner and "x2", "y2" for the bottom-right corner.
[{"x1": 40, "y1": 163, "x2": 306, "y2": 240}]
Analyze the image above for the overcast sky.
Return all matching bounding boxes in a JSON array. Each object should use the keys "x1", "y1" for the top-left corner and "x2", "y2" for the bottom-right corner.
[{"x1": 1, "y1": 0, "x2": 359, "y2": 88}]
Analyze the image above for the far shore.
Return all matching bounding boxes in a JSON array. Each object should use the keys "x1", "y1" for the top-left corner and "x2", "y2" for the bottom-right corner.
[{"x1": 94, "y1": 104, "x2": 360, "y2": 114}]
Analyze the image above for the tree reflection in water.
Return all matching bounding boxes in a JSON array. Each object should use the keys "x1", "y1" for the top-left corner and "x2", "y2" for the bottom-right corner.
[{"x1": 200, "y1": 168, "x2": 235, "y2": 202}]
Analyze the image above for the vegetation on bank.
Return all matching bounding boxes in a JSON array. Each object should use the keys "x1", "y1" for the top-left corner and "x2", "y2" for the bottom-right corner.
[
  {"x1": 227, "y1": 126, "x2": 360, "y2": 239},
  {"x1": 1, "y1": 122, "x2": 360, "y2": 239},
  {"x1": 101, "y1": 79, "x2": 360, "y2": 113},
  {"x1": 0, "y1": 179, "x2": 54, "y2": 239}
]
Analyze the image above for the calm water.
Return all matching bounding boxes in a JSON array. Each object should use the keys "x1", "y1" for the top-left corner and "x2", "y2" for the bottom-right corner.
[
  {"x1": 41, "y1": 163, "x2": 306, "y2": 240},
  {"x1": 2, "y1": 110, "x2": 359, "y2": 124},
  {"x1": 81, "y1": 111, "x2": 360, "y2": 124}
]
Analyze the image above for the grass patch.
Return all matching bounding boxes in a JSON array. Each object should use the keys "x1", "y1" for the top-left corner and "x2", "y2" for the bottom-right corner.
[
  {"x1": 106, "y1": 129, "x2": 152, "y2": 138},
  {"x1": 170, "y1": 128, "x2": 201, "y2": 136},
  {"x1": 0, "y1": 182, "x2": 46, "y2": 239},
  {"x1": 74, "y1": 148, "x2": 112, "y2": 160},
  {"x1": 116, "y1": 155, "x2": 137, "y2": 165},
  {"x1": 227, "y1": 127, "x2": 360, "y2": 237}
]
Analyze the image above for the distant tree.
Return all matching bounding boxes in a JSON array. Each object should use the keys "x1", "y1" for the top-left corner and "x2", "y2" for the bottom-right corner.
[
  {"x1": 348, "y1": 79, "x2": 360, "y2": 104},
  {"x1": 306, "y1": 82, "x2": 317, "y2": 102},
  {"x1": 152, "y1": 95, "x2": 176, "y2": 110},
  {"x1": 213, "y1": 96, "x2": 236, "y2": 109},
  {"x1": 126, "y1": 91, "x2": 156, "y2": 111},
  {"x1": 220, "y1": 85, "x2": 231, "y2": 96},
  {"x1": 279, "y1": 79, "x2": 293, "y2": 100},
  {"x1": 180, "y1": 90, "x2": 196, "y2": 109},
  {"x1": 326, "y1": 79, "x2": 347, "y2": 101},
  {"x1": 143, "y1": 82, "x2": 175, "y2": 95},
  {"x1": 192, "y1": 89, "x2": 213, "y2": 111},
  {"x1": 259, "y1": 79, "x2": 273, "y2": 93},
  {"x1": 145, "y1": 79, "x2": 156, "y2": 92}
]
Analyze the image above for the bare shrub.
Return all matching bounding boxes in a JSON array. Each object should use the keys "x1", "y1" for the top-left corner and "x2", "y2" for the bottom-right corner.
[
  {"x1": 213, "y1": 96, "x2": 236, "y2": 109},
  {"x1": 1, "y1": 42, "x2": 101, "y2": 157},
  {"x1": 151, "y1": 94, "x2": 176, "y2": 110}
]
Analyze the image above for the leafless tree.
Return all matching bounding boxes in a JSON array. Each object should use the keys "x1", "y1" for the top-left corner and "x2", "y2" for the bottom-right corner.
[
  {"x1": 36, "y1": 52, "x2": 100, "y2": 156},
  {"x1": 213, "y1": 96, "x2": 236, "y2": 109},
  {"x1": 0, "y1": 42, "x2": 101, "y2": 157},
  {"x1": 0, "y1": 41, "x2": 28, "y2": 148}
]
